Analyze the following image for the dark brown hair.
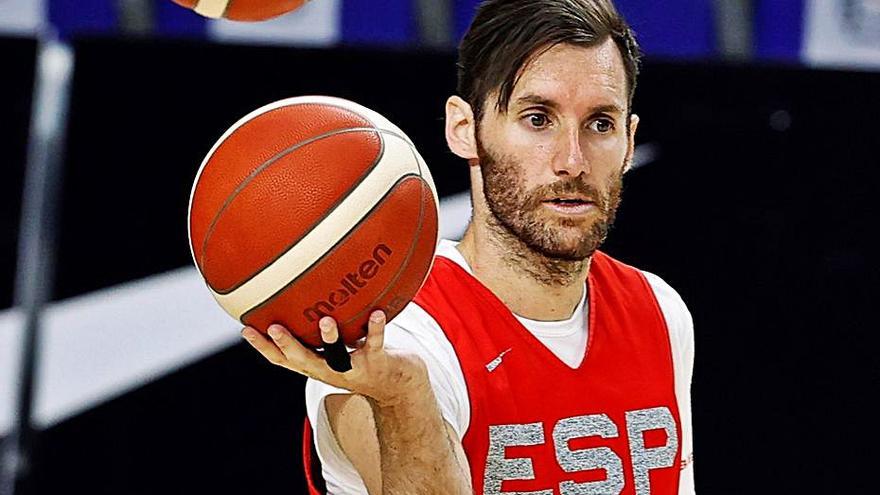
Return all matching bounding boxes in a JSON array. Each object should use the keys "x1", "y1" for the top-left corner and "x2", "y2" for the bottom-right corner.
[{"x1": 457, "y1": 0, "x2": 642, "y2": 123}]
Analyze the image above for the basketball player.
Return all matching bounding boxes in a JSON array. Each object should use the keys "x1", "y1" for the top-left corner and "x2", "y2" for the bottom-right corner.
[{"x1": 241, "y1": 0, "x2": 696, "y2": 493}]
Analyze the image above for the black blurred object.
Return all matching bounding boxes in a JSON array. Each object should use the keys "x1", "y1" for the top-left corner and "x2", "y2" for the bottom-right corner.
[
  {"x1": 0, "y1": 35, "x2": 36, "y2": 495},
  {"x1": 0, "y1": 37, "x2": 36, "y2": 311},
  {"x1": 324, "y1": 338, "x2": 352, "y2": 373},
  {"x1": 2, "y1": 37, "x2": 73, "y2": 495},
  {"x1": 2, "y1": 37, "x2": 877, "y2": 494},
  {"x1": 32, "y1": 344, "x2": 311, "y2": 495}
]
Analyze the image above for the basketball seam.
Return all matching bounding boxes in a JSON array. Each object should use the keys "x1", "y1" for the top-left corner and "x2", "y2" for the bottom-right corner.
[
  {"x1": 198, "y1": 126, "x2": 387, "y2": 290},
  {"x1": 187, "y1": 98, "x2": 403, "y2": 275},
  {"x1": 197, "y1": 124, "x2": 415, "y2": 275},
  {"x1": 340, "y1": 141, "x2": 435, "y2": 328},
  {"x1": 240, "y1": 172, "x2": 422, "y2": 331},
  {"x1": 206, "y1": 132, "x2": 424, "y2": 317},
  {"x1": 202, "y1": 128, "x2": 419, "y2": 295}
]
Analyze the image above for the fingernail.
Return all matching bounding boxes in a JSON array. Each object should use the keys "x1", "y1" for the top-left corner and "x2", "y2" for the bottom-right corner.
[
  {"x1": 370, "y1": 310, "x2": 384, "y2": 323},
  {"x1": 268, "y1": 326, "x2": 282, "y2": 339},
  {"x1": 319, "y1": 316, "x2": 333, "y2": 330},
  {"x1": 241, "y1": 328, "x2": 255, "y2": 341}
]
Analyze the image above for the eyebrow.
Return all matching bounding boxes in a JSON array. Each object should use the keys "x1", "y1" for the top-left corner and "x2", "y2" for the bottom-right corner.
[
  {"x1": 514, "y1": 94, "x2": 559, "y2": 108},
  {"x1": 513, "y1": 94, "x2": 625, "y2": 116}
]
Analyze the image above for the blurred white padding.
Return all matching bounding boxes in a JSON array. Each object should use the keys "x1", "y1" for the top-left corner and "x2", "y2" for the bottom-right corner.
[
  {"x1": 0, "y1": 192, "x2": 473, "y2": 434},
  {"x1": 438, "y1": 191, "x2": 471, "y2": 240},
  {"x1": 804, "y1": 0, "x2": 880, "y2": 69},
  {"x1": 208, "y1": 0, "x2": 341, "y2": 46},
  {"x1": 0, "y1": 309, "x2": 25, "y2": 434},
  {"x1": 0, "y1": 0, "x2": 45, "y2": 35},
  {"x1": 0, "y1": 268, "x2": 239, "y2": 435}
]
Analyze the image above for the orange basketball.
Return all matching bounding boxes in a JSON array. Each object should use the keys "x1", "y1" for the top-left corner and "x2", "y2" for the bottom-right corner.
[
  {"x1": 172, "y1": 0, "x2": 307, "y2": 22},
  {"x1": 188, "y1": 96, "x2": 439, "y2": 347}
]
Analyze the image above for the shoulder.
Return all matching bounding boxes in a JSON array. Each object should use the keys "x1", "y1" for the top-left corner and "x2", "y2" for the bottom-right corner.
[
  {"x1": 383, "y1": 301, "x2": 453, "y2": 355},
  {"x1": 640, "y1": 271, "x2": 691, "y2": 323},
  {"x1": 639, "y1": 270, "x2": 694, "y2": 357}
]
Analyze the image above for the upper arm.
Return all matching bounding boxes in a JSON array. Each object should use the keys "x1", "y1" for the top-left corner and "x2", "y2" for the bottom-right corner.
[
  {"x1": 325, "y1": 393, "x2": 471, "y2": 495},
  {"x1": 641, "y1": 270, "x2": 696, "y2": 494},
  {"x1": 325, "y1": 393, "x2": 382, "y2": 494}
]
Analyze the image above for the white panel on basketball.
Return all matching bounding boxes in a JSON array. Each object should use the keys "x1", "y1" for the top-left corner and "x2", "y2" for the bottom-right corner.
[
  {"x1": 194, "y1": 0, "x2": 230, "y2": 18},
  {"x1": 347, "y1": 97, "x2": 440, "y2": 222},
  {"x1": 210, "y1": 130, "x2": 424, "y2": 319},
  {"x1": 187, "y1": 96, "x2": 437, "y2": 267}
]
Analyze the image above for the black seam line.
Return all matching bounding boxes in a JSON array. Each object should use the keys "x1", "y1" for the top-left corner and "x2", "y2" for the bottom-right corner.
[
  {"x1": 208, "y1": 128, "x2": 412, "y2": 295},
  {"x1": 192, "y1": 97, "x2": 402, "y2": 228},
  {"x1": 340, "y1": 144, "x2": 435, "y2": 328},
  {"x1": 199, "y1": 126, "x2": 384, "y2": 271},
  {"x1": 207, "y1": 129, "x2": 417, "y2": 294},
  {"x1": 240, "y1": 172, "x2": 421, "y2": 323},
  {"x1": 200, "y1": 125, "x2": 417, "y2": 277},
  {"x1": 191, "y1": 100, "x2": 388, "y2": 262},
  {"x1": 201, "y1": 132, "x2": 421, "y2": 295}
]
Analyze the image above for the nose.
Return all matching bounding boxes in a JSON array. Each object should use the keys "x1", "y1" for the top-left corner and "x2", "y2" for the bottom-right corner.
[{"x1": 553, "y1": 126, "x2": 590, "y2": 177}]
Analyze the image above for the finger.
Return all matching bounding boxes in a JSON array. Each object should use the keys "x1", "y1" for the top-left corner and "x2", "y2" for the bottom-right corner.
[
  {"x1": 241, "y1": 326, "x2": 286, "y2": 366},
  {"x1": 320, "y1": 317, "x2": 352, "y2": 373},
  {"x1": 319, "y1": 316, "x2": 340, "y2": 344},
  {"x1": 364, "y1": 310, "x2": 386, "y2": 351},
  {"x1": 266, "y1": 324, "x2": 327, "y2": 374}
]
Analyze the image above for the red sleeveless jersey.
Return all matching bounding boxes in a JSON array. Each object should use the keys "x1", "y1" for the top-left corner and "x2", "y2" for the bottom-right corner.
[{"x1": 413, "y1": 251, "x2": 682, "y2": 495}]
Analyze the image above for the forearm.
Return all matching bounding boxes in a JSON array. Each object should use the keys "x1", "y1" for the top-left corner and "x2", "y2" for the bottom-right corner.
[{"x1": 367, "y1": 373, "x2": 471, "y2": 495}]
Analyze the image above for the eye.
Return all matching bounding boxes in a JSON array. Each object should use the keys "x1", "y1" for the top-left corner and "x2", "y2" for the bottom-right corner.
[
  {"x1": 524, "y1": 113, "x2": 551, "y2": 129},
  {"x1": 589, "y1": 118, "x2": 615, "y2": 134}
]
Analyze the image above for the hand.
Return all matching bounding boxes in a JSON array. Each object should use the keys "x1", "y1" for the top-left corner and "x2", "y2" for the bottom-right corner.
[{"x1": 241, "y1": 311, "x2": 430, "y2": 407}]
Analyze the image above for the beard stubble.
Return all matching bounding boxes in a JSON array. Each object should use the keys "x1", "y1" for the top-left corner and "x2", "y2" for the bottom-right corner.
[{"x1": 478, "y1": 139, "x2": 624, "y2": 269}]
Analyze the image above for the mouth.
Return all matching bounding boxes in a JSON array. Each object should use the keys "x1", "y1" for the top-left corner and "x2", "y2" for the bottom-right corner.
[{"x1": 542, "y1": 197, "x2": 597, "y2": 215}]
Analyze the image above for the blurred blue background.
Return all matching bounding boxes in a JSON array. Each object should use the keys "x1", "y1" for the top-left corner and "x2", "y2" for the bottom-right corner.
[
  {"x1": 0, "y1": 1, "x2": 878, "y2": 494},
  {"x1": 1, "y1": 0, "x2": 879, "y2": 68}
]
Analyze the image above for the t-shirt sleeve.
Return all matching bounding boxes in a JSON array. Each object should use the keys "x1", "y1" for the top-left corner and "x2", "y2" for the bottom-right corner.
[
  {"x1": 304, "y1": 302, "x2": 469, "y2": 494},
  {"x1": 642, "y1": 270, "x2": 696, "y2": 495}
]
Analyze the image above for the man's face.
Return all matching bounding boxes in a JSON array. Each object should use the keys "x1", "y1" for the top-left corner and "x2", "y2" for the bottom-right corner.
[{"x1": 476, "y1": 39, "x2": 636, "y2": 261}]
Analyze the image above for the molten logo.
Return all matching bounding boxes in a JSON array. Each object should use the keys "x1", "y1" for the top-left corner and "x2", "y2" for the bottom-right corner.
[{"x1": 303, "y1": 244, "x2": 392, "y2": 322}]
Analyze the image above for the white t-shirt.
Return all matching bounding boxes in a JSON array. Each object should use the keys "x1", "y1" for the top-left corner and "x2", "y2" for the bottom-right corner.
[{"x1": 305, "y1": 240, "x2": 696, "y2": 494}]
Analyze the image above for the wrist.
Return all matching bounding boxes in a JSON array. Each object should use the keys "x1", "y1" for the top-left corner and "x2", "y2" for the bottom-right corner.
[{"x1": 368, "y1": 358, "x2": 432, "y2": 409}]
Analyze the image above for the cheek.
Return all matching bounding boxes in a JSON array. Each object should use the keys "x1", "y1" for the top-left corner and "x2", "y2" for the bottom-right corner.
[
  {"x1": 495, "y1": 136, "x2": 555, "y2": 178},
  {"x1": 584, "y1": 134, "x2": 628, "y2": 168}
]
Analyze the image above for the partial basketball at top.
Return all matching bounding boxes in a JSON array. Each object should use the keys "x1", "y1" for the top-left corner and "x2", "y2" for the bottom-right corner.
[
  {"x1": 188, "y1": 96, "x2": 439, "y2": 347},
  {"x1": 171, "y1": 0, "x2": 308, "y2": 22}
]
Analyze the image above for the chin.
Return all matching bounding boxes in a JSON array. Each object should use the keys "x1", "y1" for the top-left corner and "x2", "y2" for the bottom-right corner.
[
  {"x1": 531, "y1": 236, "x2": 598, "y2": 261},
  {"x1": 544, "y1": 223, "x2": 608, "y2": 258}
]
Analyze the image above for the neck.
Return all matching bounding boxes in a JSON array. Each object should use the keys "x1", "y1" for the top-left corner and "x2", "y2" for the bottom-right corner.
[{"x1": 457, "y1": 220, "x2": 590, "y2": 321}]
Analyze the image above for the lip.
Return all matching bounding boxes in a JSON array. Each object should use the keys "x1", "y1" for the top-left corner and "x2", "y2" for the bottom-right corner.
[
  {"x1": 546, "y1": 195, "x2": 592, "y2": 202},
  {"x1": 542, "y1": 200, "x2": 597, "y2": 215}
]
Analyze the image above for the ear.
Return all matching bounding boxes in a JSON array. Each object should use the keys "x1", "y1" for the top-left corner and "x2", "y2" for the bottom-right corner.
[
  {"x1": 445, "y1": 96, "x2": 479, "y2": 160},
  {"x1": 623, "y1": 113, "x2": 640, "y2": 173}
]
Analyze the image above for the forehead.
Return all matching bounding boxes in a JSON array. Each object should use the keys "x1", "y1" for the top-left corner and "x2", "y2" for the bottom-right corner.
[{"x1": 511, "y1": 39, "x2": 628, "y2": 111}]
